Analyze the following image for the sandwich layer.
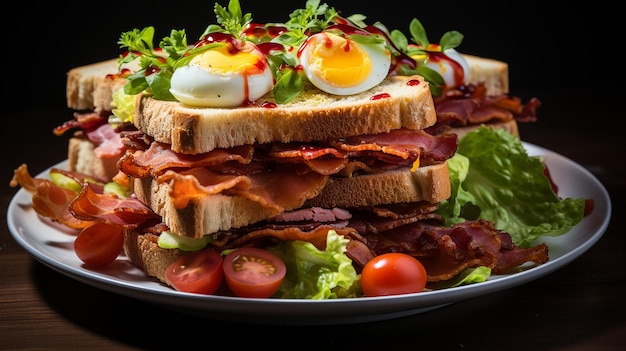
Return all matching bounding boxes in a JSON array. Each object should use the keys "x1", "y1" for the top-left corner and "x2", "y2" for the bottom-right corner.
[
  {"x1": 135, "y1": 75, "x2": 437, "y2": 154},
  {"x1": 132, "y1": 162, "x2": 450, "y2": 239}
]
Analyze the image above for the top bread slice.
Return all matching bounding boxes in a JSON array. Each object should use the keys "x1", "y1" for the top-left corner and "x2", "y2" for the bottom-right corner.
[{"x1": 134, "y1": 74, "x2": 437, "y2": 154}]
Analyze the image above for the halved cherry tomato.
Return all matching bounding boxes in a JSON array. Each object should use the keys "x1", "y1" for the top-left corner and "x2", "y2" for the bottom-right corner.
[
  {"x1": 165, "y1": 248, "x2": 223, "y2": 295},
  {"x1": 360, "y1": 253, "x2": 427, "y2": 297},
  {"x1": 223, "y1": 247, "x2": 286, "y2": 298},
  {"x1": 74, "y1": 222, "x2": 125, "y2": 268}
]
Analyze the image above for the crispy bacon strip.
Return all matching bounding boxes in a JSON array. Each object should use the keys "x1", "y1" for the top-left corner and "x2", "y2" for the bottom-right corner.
[
  {"x1": 118, "y1": 142, "x2": 255, "y2": 178},
  {"x1": 426, "y1": 83, "x2": 540, "y2": 135},
  {"x1": 336, "y1": 128, "x2": 458, "y2": 164},
  {"x1": 53, "y1": 111, "x2": 107, "y2": 137},
  {"x1": 162, "y1": 163, "x2": 329, "y2": 212},
  {"x1": 69, "y1": 184, "x2": 159, "y2": 228},
  {"x1": 10, "y1": 164, "x2": 93, "y2": 229}
]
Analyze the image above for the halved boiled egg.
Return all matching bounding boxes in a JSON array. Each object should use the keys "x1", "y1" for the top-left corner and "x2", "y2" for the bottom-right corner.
[
  {"x1": 170, "y1": 41, "x2": 274, "y2": 107},
  {"x1": 410, "y1": 45, "x2": 469, "y2": 90},
  {"x1": 298, "y1": 32, "x2": 391, "y2": 95}
]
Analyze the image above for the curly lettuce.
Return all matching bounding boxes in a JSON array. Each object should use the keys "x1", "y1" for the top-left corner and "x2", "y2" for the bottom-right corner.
[
  {"x1": 269, "y1": 230, "x2": 360, "y2": 299},
  {"x1": 437, "y1": 126, "x2": 586, "y2": 247}
]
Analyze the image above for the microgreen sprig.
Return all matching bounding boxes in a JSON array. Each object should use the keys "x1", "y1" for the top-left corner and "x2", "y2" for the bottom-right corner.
[
  {"x1": 274, "y1": 0, "x2": 339, "y2": 48},
  {"x1": 388, "y1": 18, "x2": 464, "y2": 96},
  {"x1": 118, "y1": 26, "x2": 188, "y2": 100},
  {"x1": 210, "y1": 0, "x2": 252, "y2": 38}
]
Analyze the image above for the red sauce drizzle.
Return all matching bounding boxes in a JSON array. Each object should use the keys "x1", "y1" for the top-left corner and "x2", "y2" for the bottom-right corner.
[
  {"x1": 145, "y1": 66, "x2": 161, "y2": 76},
  {"x1": 406, "y1": 79, "x2": 421, "y2": 86},
  {"x1": 195, "y1": 33, "x2": 239, "y2": 54},
  {"x1": 242, "y1": 23, "x2": 288, "y2": 39},
  {"x1": 370, "y1": 93, "x2": 390, "y2": 100},
  {"x1": 257, "y1": 42, "x2": 285, "y2": 55},
  {"x1": 261, "y1": 101, "x2": 277, "y2": 108}
]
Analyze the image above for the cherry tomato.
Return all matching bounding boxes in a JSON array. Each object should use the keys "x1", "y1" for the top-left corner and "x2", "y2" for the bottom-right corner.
[
  {"x1": 360, "y1": 253, "x2": 427, "y2": 297},
  {"x1": 74, "y1": 222, "x2": 125, "y2": 268},
  {"x1": 223, "y1": 247, "x2": 286, "y2": 298},
  {"x1": 165, "y1": 248, "x2": 223, "y2": 295}
]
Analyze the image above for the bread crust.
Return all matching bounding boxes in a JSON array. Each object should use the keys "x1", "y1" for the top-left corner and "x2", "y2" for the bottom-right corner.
[
  {"x1": 135, "y1": 75, "x2": 436, "y2": 154},
  {"x1": 133, "y1": 162, "x2": 450, "y2": 239}
]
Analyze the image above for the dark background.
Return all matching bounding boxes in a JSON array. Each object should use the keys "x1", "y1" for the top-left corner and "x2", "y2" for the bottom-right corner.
[{"x1": 3, "y1": 0, "x2": 616, "y2": 114}]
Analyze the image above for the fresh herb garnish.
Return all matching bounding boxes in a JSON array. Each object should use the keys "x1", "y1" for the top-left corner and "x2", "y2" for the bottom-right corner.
[
  {"x1": 116, "y1": 0, "x2": 465, "y2": 103},
  {"x1": 388, "y1": 18, "x2": 464, "y2": 96}
]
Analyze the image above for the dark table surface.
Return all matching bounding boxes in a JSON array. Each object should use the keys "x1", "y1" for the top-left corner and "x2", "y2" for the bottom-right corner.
[{"x1": 1, "y1": 87, "x2": 624, "y2": 350}]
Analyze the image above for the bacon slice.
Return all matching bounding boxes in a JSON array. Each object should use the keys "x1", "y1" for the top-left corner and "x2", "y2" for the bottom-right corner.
[
  {"x1": 118, "y1": 142, "x2": 255, "y2": 178},
  {"x1": 69, "y1": 184, "x2": 160, "y2": 228},
  {"x1": 162, "y1": 163, "x2": 329, "y2": 212},
  {"x1": 426, "y1": 83, "x2": 540, "y2": 135},
  {"x1": 87, "y1": 123, "x2": 126, "y2": 158},
  {"x1": 10, "y1": 164, "x2": 93, "y2": 229},
  {"x1": 53, "y1": 111, "x2": 107, "y2": 137}
]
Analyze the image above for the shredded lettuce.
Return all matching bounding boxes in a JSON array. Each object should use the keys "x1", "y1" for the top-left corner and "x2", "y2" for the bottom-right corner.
[
  {"x1": 269, "y1": 230, "x2": 360, "y2": 299},
  {"x1": 438, "y1": 126, "x2": 586, "y2": 247},
  {"x1": 111, "y1": 88, "x2": 136, "y2": 124}
]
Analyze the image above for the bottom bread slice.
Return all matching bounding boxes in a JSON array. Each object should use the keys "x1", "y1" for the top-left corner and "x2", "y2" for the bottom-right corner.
[
  {"x1": 133, "y1": 162, "x2": 450, "y2": 239},
  {"x1": 124, "y1": 231, "x2": 178, "y2": 285}
]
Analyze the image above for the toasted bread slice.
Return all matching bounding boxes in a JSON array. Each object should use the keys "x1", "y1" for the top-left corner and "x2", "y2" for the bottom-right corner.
[
  {"x1": 462, "y1": 54, "x2": 509, "y2": 95},
  {"x1": 135, "y1": 75, "x2": 436, "y2": 154},
  {"x1": 123, "y1": 231, "x2": 180, "y2": 285},
  {"x1": 132, "y1": 162, "x2": 450, "y2": 239}
]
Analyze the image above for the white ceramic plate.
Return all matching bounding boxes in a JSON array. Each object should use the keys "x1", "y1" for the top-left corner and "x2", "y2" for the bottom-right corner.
[{"x1": 7, "y1": 142, "x2": 611, "y2": 325}]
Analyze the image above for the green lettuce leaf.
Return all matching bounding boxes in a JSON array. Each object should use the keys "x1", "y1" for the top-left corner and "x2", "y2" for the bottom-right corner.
[
  {"x1": 269, "y1": 230, "x2": 360, "y2": 299},
  {"x1": 438, "y1": 126, "x2": 586, "y2": 247},
  {"x1": 432, "y1": 266, "x2": 491, "y2": 289}
]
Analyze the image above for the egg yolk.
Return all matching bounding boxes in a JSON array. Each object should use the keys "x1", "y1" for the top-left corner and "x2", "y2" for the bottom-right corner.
[
  {"x1": 191, "y1": 45, "x2": 266, "y2": 75},
  {"x1": 306, "y1": 34, "x2": 372, "y2": 87}
]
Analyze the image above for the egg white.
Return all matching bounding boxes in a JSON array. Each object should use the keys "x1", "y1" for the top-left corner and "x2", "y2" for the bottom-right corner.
[
  {"x1": 299, "y1": 32, "x2": 391, "y2": 95},
  {"x1": 170, "y1": 44, "x2": 274, "y2": 108},
  {"x1": 422, "y1": 48, "x2": 469, "y2": 89}
]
